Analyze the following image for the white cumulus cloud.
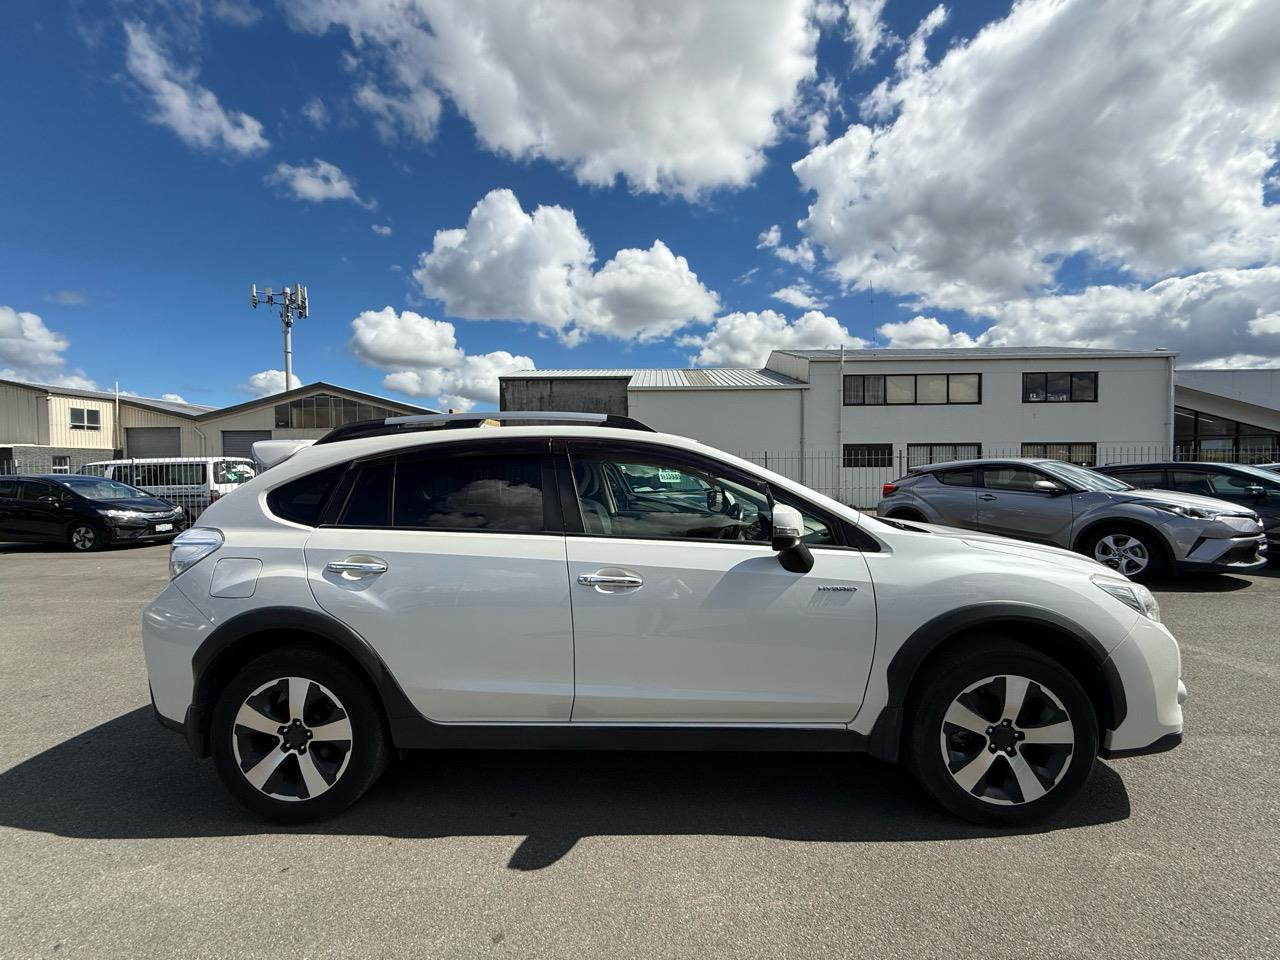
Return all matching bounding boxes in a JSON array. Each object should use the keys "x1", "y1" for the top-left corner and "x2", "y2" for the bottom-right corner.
[
  {"x1": 301, "y1": 97, "x2": 329, "y2": 129},
  {"x1": 123, "y1": 21, "x2": 268, "y2": 157},
  {"x1": 794, "y1": 0, "x2": 1280, "y2": 312},
  {"x1": 265, "y1": 159, "x2": 374, "y2": 208},
  {"x1": 280, "y1": 0, "x2": 820, "y2": 198},
  {"x1": 680, "y1": 309, "x2": 865, "y2": 367},
  {"x1": 757, "y1": 224, "x2": 817, "y2": 271},
  {"x1": 245, "y1": 369, "x2": 302, "y2": 397},
  {"x1": 371, "y1": 224, "x2": 392, "y2": 236},
  {"x1": 772, "y1": 283, "x2": 825, "y2": 310},
  {"x1": 414, "y1": 188, "x2": 719, "y2": 344},
  {"x1": 0, "y1": 305, "x2": 96, "y2": 387},
  {"x1": 349, "y1": 307, "x2": 533, "y2": 410}
]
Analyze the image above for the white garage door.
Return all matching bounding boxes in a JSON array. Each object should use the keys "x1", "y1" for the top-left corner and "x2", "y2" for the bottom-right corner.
[
  {"x1": 125, "y1": 427, "x2": 181, "y2": 458},
  {"x1": 222, "y1": 430, "x2": 273, "y2": 458}
]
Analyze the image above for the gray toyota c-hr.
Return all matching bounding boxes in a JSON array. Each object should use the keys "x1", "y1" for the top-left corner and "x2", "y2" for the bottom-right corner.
[{"x1": 876, "y1": 457, "x2": 1267, "y2": 582}]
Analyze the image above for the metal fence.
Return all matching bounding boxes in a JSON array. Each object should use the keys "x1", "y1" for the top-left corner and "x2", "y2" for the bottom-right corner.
[{"x1": 734, "y1": 444, "x2": 1262, "y2": 509}]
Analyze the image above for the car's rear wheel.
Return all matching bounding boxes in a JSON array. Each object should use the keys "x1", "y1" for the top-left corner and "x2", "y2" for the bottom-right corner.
[
  {"x1": 1081, "y1": 524, "x2": 1166, "y2": 583},
  {"x1": 905, "y1": 639, "x2": 1098, "y2": 825},
  {"x1": 211, "y1": 647, "x2": 391, "y2": 822},
  {"x1": 67, "y1": 522, "x2": 103, "y2": 552}
]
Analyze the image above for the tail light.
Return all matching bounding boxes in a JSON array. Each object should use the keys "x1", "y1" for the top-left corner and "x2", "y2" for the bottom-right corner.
[{"x1": 882, "y1": 483, "x2": 898, "y2": 497}]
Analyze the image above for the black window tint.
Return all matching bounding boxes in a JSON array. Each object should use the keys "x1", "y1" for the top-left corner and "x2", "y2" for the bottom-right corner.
[
  {"x1": 981, "y1": 467, "x2": 1046, "y2": 491},
  {"x1": 19, "y1": 481, "x2": 51, "y2": 501},
  {"x1": 267, "y1": 464, "x2": 346, "y2": 526},
  {"x1": 394, "y1": 455, "x2": 546, "y2": 531},
  {"x1": 0, "y1": 480, "x2": 15, "y2": 498},
  {"x1": 937, "y1": 469, "x2": 975, "y2": 486},
  {"x1": 1022, "y1": 372, "x2": 1046, "y2": 402},
  {"x1": 1045, "y1": 372, "x2": 1072, "y2": 402},
  {"x1": 1110, "y1": 469, "x2": 1164, "y2": 488},
  {"x1": 339, "y1": 462, "x2": 393, "y2": 526}
]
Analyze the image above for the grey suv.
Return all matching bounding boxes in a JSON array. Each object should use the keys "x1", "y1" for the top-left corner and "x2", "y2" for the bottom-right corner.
[{"x1": 877, "y1": 458, "x2": 1267, "y2": 582}]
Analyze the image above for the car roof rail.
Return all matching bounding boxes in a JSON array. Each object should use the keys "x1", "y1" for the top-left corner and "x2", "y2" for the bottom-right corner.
[{"x1": 314, "y1": 410, "x2": 656, "y2": 445}]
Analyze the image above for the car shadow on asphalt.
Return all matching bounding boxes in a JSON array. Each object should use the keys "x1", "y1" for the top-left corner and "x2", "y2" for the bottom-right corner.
[
  {"x1": 0, "y1": 707, "x2": 1132, "y2": 868},
  {"x1": 1156, "y1": 567, "x2": 1276, "y2": 592}
]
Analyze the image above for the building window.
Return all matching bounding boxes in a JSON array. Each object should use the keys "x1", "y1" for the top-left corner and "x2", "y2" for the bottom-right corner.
[
  {"x1": 1021, "y1": 442, "x2": 1097, "y2": 466},
  {"x1": 907, "y1": 443, "x2": 981, "y2": 468},
  {"x1": 69, "y1": 408, "x2": 101, "y2": 431},
  {"x1": 1175, "y1": 406, "x2": 1279, "y2": 463},
  {"x1": 844, "y1": 373, "x2": 981, "y2": 405},
  {"x1": 276, "y1": 393, "x2": 399, "y2": 429},
  {"x1": 1022, "y1": 371, "x2": 1097, "y2": 403},
  {"x1": 842, "y1": 443, "x2": 893, "y2": 468},
  {"x1": 51, "y1": 456, "x2": 71, "y2": 474}
]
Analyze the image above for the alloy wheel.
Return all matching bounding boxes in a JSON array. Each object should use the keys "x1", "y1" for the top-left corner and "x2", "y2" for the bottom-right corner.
[
  {"x1": 70, "y1": 525, "x2": 97, "y2": 551},
  {"x1": 231, "y1": 676, "x2": 354, "y2": 802},
  {"x1": 939, "y1": 674, "x2": 1075, "y2": 806},
  {"x1": 1093, "y1": 533, "x2": 1149, "y2": 577}
]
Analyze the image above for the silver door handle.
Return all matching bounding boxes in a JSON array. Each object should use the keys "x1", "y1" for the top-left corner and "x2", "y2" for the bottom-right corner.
[
  {"x1": 326, "y1": 559, "x2": 388, "y2": 575},
  {"x1": 978, "y1": 494, "x2": 997, "y2": 500},
  {"x1": 577, "y1": 573, "x2": 643, "y2": 588}
]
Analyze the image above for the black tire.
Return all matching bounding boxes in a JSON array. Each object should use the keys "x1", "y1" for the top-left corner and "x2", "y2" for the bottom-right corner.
[
  {"x1": 904, "y1": 638, "x2": 1098, "y2": 826},
  {"x1": 211, "y1": 647, "x2": 392, "y2": 823},
  {"x1": 67, "y1": 522, "x2": 104, "y2": 552},
  {"x1": 1078, "y1": 524, "x2": 1167, "y2": 583}
]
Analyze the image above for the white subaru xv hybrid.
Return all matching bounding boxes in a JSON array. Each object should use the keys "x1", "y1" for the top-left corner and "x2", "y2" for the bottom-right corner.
[{"x1": 143, "y1": 412, "x2": 1186, "y2": 825}]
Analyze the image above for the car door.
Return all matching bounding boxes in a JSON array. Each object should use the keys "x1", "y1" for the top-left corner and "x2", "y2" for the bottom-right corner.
[
  {"x1": 922, "y1": 467, "x2": 978, "y2": 527},
  {"x1": 560, "y1": 440, "x2": 877, "y2": 724},
  {"x1": 303, "y1": 440, "x2": 575, "y2": 723},
  {"x1": 0, "y1": 479, "x2": 18, "y2": 536},
  {"x1": 14, "y1": 480, "x2": 68, "y2": 540},
  {"x1": 975, "y1": 464, "x2": 1075, "y2": 546}
]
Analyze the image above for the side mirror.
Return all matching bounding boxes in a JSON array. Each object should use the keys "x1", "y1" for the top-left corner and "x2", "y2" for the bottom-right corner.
[
  {"x1": 771, "y1": 503, "x2": 814, "y2": 573},
  {"x1": 38, "y1": 495, "x2": 60, "y2": 504},
  {"x1": 1032, "y1": 479, "x2": 1063, "y2": 494},
  {"x1": 1243, "y1": 484, "x2": 1265, "y2": 499}
]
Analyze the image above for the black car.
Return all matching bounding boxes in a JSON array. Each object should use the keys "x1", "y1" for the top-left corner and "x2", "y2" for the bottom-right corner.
[
  {"x1": 0, "y1": 474, "x2": 188, "y2": 552},
  {"x1": 1095, "y1": 461, "x2": 1280, "y2": 555}
]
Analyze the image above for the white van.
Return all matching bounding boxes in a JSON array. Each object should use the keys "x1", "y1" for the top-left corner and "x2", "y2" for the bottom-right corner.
[{"x1": 81, "y1": 457, "x2": 257, "y2": 520}]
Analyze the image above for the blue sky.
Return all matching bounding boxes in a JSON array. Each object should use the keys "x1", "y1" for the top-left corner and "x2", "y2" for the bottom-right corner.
[{"x1": 1, "y1": 1, "x2": 1277, "y2": 410}]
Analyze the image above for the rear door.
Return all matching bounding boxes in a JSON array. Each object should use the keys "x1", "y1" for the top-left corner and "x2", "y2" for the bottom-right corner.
[
  {"x1": 0, "y1": 479, "x2": 19, "y2": 536},
  {"x1": 920, "y1": 467, "x2": 978, "y2": 527},
  {"x1": 303, "y1": 440, "x2": 575, "y2": 722},
  {"x1": 975, "y1": 464, "x2": 1075, "y2": 545},
  {"x1": 14, "y1": 480, "x2": 65, "y2": 539},
  {"x1": 560, "y1": 440, "x2": 877, "y2": 724}
]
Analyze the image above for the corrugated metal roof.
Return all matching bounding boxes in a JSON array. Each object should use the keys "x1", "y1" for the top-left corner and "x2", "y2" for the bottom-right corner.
[
  {"x1": 501, "y1": 368, "x2": 804, "y2": 389},
  {"x1": 778, "y1": 347, "x2": 1178, "y2": 360},
  {"x1": 0, "y1": 378, "x2": 216, "y2": 416}
]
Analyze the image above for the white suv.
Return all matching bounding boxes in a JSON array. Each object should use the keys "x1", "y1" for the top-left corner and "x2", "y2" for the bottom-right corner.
[{"x1": 143, "y1": 413, "x2": 1186, "y2": 825}]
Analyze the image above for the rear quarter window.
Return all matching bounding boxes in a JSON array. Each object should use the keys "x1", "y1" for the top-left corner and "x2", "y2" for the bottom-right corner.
[{"x1": 267, "y1": 464, "x2": 346, "y2": 526}]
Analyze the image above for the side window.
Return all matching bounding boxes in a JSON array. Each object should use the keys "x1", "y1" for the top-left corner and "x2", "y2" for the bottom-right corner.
[
  {"x1": 19, "y1": 481, "x2": 51, "y2": 502},
  {"x1": 267, "y1": 464, "x2": 346, "y2": 526},
  {"x1": 936, "y1": 468, "x2": 975, "y2": 486},
  {"x1": 569, "y1": 451, "x2": 833, "y2": 544},
  {"x1": 393, "y1": 455, "x2": 548, "y2": 532},
  {"x1": 1168, "y1": 470, "x2": 1216, "y2": 497},
  {"x1": 338, "y1": 462, "x2": 394, "y2": 527},
  {"x1": 1110, "y1": 469, "x2": 1164, "y2": 489},
  {"x1": 981, "y1": 467, "x2": 1047, "y2": 492},
  {"x1": 0, "y1": 479, "x2": 15, "y2": 498}
]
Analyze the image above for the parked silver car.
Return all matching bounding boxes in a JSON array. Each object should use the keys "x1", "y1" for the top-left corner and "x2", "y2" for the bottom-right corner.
[{"x1": 877, "y1": 458, "x2": 1267, "y2": 582}]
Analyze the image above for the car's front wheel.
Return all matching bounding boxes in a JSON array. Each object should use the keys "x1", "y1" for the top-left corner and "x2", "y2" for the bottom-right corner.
[
  {"x1": 211, "y1": 647, "x2": 391, "y2": 822},
  {"x1": 67, "y1": 522, "x2": 103, "y2": 552},
  {"x1": 905, "y1": 639, "x2": 1098, "y2": 825},
  {"x1": 1081, "y1": 524, "x2": 1166, "y2": 583}
]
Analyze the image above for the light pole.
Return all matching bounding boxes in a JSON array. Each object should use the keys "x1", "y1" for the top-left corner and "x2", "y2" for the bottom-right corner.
[{"x1": 250, "y1": 282, "x2": 310, "y2": 389}]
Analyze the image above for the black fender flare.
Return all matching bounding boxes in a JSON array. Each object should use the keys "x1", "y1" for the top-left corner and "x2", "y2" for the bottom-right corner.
[
  {"x1": 185, "y1": 606, "x2": 421, "y2": 757},
  {"x1": 866, "y1": 602, "x2": 1127, "y2": 764},
  {"x1": 1071, "y1": 516, "x2": 1175, "y2": 564}
]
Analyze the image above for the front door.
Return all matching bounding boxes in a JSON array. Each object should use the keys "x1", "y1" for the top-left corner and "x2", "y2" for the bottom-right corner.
[
  {"x1": 561, "y1": 442, "x2": 877, "y2": 724},
  {"x1": 975, "y1": 464, "x2": 1076, "y2": 545},
  {"x1": 15, "y1": 480, "x2": 67, "y2": 540},
  {"x1": 304, "y1": 444, "x2": 575, "y2": 722}
]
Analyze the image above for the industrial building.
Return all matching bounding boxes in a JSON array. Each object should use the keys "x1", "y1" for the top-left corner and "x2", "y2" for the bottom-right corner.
[
  {"x1": 501, "y1": 347, "x2": 1280, "y2": 506},
  {"x1": 0, "y1": 379, "x2": 433, "y2": 473}
]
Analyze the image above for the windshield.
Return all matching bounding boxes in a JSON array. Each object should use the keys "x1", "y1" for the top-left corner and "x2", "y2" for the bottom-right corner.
[
  {"x1": 54, "y1": 477, "x2": 153, "y2": 500},
  {"x1": 1232, "y1": 463, "x2": 1280, "y2": 485},
  {"x1": 214, "y1": 459, "x2": 257, "y2": 485},
  {"x1": 1039, "y1": 460, "x2": 1133, "y2": 492}
]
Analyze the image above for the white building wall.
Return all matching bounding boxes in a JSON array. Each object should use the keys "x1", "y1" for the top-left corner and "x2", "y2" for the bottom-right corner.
[
  {"x1": 818, "y1": 354, "x2": 1174, "y2": 461},
  {"x1": 626, "y1": 389, "x2": 804, "y2": 458}
]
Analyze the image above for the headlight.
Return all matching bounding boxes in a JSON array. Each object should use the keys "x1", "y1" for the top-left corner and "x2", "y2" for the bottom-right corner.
[
  {"x1": 1137, "y1": 501, "x2": 1220, "y2": 521},
  {"x1": 98, "y1": 508, "x2": 147, "y2": 521},
  {"x1": 1092, "y1": 575, "x2": 1161, "y2": 622},
  {"x1": 169, "y1": 527, "x2": 223, "y2": 580}
]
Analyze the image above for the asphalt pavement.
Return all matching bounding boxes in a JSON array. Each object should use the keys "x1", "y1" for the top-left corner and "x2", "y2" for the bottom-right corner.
[{"x1": 0, "y1": 540, "x2": 1276, "y2": 959}]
